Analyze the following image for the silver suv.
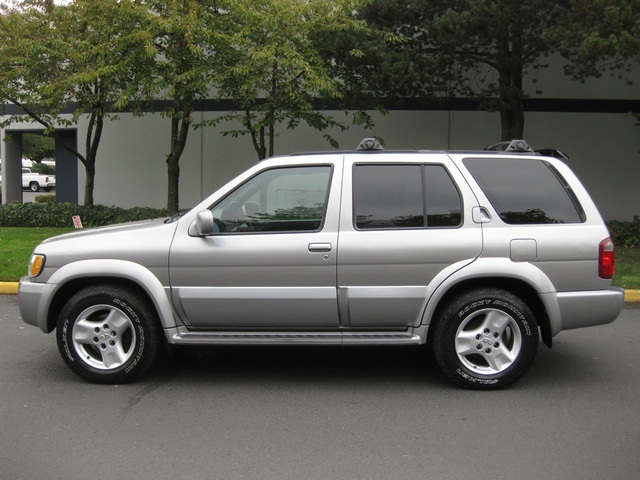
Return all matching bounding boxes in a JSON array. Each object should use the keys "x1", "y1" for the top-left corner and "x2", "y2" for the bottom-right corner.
[{"x1": 19, "y1": 139, "x2": 624, "y2": 389}]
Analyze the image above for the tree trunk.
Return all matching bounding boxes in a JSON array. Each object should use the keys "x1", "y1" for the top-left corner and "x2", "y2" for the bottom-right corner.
[
  {"x1": 83, "y1": 108, "x2": 104, "y2": 206},
  {"x1": 84, "y1": 160, "x2": 95, "y2": 206},
  {"x1": 498, "y1": 72, "x2": 525, "y2": 140},
  {"x1": 166, "y1": 114, "x2": 191, "y2": 214}
]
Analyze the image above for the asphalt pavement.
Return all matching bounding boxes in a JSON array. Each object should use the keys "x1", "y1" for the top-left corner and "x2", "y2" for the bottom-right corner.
[{"x1": 1, "y1": 295, "x2": 639, "y2": 480}]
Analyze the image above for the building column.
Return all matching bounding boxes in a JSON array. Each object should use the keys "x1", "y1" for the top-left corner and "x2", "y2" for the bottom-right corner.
[{"x1": 1, "y1": 131, "x2": 23, "y2": 204}]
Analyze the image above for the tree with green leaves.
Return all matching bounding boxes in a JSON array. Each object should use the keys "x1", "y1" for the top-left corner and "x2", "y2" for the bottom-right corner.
[
  {"x1": 213, "y1": 0, "x2": 378, "y2": 160},
  {"x1": 139, "y1": 0, "x2": 234, "y2": 213},
  {"x1": 22, "y1": 133, "x2": 55, "y2": 164},
  {"x1": 550, "y1": 0, "x2": 640, "y2": 81},
  {"x1": 0, "y1": 0, "x2": 155, "y2": 205},
  {"x1": 349, "y1": 0, "x2": 572, "y2": 141},
  {"x1": 549, "y1": 0, "x2": 640, "y2": 134}
]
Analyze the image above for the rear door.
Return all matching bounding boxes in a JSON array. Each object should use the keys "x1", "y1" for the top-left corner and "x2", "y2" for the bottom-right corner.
[{"x1": 337, "y1": 155, "x2": 483, "y2": 327}]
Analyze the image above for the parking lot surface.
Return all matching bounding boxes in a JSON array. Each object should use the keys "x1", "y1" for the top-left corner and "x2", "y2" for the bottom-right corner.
[{"x1": 1, "y1": 295, "x2": 639, "y2": 480}]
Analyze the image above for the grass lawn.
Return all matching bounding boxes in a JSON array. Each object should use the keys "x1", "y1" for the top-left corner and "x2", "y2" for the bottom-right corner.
[
  {"x1": 1, "y1": 227, "x2": 639, "y2": 289},
  {"x1": 0, "y1": 227, "x2": 73, "y2": 281},
  {"x1": 612, "y1": 247, "x2": 640, "y2": 290}
]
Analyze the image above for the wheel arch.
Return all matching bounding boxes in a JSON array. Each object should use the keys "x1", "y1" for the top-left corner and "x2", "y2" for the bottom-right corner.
[
  {"x1": 424, "y1": 264, "x2": 555, "y2": 348},
  {"x1": 41, "y1": 260, "x2": 176, "y2": 334}
]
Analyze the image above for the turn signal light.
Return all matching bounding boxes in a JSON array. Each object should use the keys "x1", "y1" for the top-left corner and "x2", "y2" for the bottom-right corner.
[
  {"x1": 598, "y1": 238, "x2": 615, "y2": 279},
  {"x1": 29, "y1": 254, "x2": 46, "y2": 278}
]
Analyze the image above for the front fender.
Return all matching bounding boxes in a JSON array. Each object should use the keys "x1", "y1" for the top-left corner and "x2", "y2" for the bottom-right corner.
[{"x1": 39, "y1": 259, "x2": 176, "y2": 332}]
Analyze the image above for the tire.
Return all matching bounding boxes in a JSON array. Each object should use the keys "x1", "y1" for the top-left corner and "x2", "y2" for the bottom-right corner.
[
  {"x1": 56, "y1": 285, "x2": 163, "y2": 384},
  {"x1": 433, "y1": 288, "x2": 539, "y2": 390},
  {"x1": 29, "y1": 182, "x2": 40, "y2": 192}
]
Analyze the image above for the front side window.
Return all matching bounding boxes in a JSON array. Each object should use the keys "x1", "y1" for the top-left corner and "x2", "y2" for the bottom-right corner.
[
  {"x1": 353, "y1": 164, "x2": 462, "y2": 229},
  {"x1": 212, "y1": 165, "x2": 332, "y2": 233}
]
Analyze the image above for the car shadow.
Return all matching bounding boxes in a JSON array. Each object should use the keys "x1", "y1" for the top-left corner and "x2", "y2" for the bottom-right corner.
[{"x1": 154, "y1": 344, "x2": 449, "y2": 389}]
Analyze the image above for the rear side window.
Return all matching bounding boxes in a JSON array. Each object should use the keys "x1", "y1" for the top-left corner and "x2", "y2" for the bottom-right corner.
[
  {"x1": 464, "y1": 158, "x2": 586, "y2": 224},
  {"x1": 353, "y1": 164, "x2": 462, "y2": 229}
]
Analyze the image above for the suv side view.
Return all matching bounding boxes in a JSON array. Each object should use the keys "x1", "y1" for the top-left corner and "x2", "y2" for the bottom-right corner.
[{"x1": 18, "y1": 139, "x2": 624, "y2": 389}]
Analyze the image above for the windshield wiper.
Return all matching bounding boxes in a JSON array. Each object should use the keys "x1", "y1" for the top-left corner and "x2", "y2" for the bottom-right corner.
[{"x1": 165, "y1": 211, "x2": 187, "y2": 224}]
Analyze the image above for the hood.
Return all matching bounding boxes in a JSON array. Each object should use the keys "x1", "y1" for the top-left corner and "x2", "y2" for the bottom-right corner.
[
  {"x1": 35, "y1": 217, "x2": 180, "y2": 270},
  {"x1": 40, "y1": 217, "x2": 170, "y2": 245}
]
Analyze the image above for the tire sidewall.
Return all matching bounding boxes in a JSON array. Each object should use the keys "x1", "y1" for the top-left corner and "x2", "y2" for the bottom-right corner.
[
  {"x1": 57, "y1": 287, "x2": 154, "y2": 383},
  {"x1": 435, "y1": 290, "x2": 538, "y2": 389}
]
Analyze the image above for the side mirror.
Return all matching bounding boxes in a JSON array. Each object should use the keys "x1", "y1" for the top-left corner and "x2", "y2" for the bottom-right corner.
[{"x1": 190, "y1": 210, "x2": 215, "y2": 236}]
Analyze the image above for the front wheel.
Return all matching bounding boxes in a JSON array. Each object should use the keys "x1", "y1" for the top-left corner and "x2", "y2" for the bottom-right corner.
[
  {"x1": 433, "y1": 288, "x2": 539, "y2": 389},
  {"x1": 56, "y1": 285, "x2": 163, "y2": 383}
]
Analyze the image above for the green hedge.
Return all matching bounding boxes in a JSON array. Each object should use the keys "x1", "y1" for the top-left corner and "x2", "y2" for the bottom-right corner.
[
  {"x1": 608, "y1": 216, "x2": 640, "y2": 248},
  {"x1": 0, "y1": 202, "x2": 171, "y2": 228}
]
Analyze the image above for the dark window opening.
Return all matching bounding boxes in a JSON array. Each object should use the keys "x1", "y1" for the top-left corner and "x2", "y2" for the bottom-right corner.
[
  {"x1": 463, "y1": 157, "x2": 585, "y2": 224},
  {"x1": 354, "y1": 164, "x2": 462, "y2": 230}
]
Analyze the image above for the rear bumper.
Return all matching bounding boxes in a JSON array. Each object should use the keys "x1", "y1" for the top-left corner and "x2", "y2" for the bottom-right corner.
[{"x1": 551, "y1": 287, "x2": 624, "y2": 335}]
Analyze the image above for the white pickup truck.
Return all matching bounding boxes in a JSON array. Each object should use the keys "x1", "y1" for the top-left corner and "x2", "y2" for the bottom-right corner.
[
  {"x1": 21, "y1": 167, "x2": 56, "y2": 192},
  {"x1": 0, "y1": 167, "x2": 56, "y2": 192}
]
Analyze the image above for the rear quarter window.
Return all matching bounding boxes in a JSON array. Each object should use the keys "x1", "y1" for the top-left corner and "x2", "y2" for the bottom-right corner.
[{"x1": 463, "y1": 157, "x2": 586, "y2": 224}]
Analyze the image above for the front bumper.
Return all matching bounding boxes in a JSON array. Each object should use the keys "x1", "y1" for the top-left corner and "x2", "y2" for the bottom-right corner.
[{"x1": 18, "y1": 278, "x2": 50, "y2": 333}]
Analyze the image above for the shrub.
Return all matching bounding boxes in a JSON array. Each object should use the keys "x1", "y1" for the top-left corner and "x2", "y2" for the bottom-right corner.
[
  {"x1": 34, "y1": 195, "x2": 56, "y2": 204},
  {"x1": 0, "y1": 202, "x2": 172, "y2": 228},
  {"x1": 607, "y1": 216, "x2": 640, "y2": 248},
  {"x1": 29, "y1": 163, "x2": 56, "y2": 175}
]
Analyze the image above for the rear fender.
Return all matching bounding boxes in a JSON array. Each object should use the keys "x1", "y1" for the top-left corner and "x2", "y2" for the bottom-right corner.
[{"x1": 422, "y1": 258, "x2": 561, "y2": 333}]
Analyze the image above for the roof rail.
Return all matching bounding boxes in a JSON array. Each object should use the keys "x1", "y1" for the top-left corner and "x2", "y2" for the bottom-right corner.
[{"x1": 356, "y1": 138, "x2": 384, "y2": 151}]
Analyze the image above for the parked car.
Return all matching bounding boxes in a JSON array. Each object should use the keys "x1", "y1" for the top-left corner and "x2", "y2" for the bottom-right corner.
[
  {"x1": 1, "y1": 168, "x2": 56, "y2": 192},
  {"x1": 21, "y1": 167, "x2": 55, "y2": 192},
  {"x1": 18, "y1": 139, "x2": 623, "y2": 389}
]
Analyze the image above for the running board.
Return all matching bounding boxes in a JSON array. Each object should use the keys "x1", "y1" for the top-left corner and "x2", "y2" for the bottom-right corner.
[{"x1": 166, "y1": 326, "x2": 427, "y2": 346}]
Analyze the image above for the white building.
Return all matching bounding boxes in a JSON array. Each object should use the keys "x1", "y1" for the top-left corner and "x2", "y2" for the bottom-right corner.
[{"x1": 2, "y1": 57, "x2": 640, "y2": 220}]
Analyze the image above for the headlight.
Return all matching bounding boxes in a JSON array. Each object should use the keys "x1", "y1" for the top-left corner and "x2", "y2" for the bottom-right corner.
[{"x1": 28, "y1": 254, "x2": 46, "y2": 278}]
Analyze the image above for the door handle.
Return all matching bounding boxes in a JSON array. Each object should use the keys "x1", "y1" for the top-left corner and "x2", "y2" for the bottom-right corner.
[
  {"x1": 308, "y1": 243, "x2": 332, "y2": 253},
  {"x1": 472, "y1": 206, "x2": 492, "y2": 224}
]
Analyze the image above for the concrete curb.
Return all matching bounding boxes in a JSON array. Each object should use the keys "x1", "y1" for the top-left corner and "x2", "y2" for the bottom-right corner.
[
  {"x1": 1, "y1": 281, "x2": 639, "y2": 302},
  {"x1": 625, "y1": 289, "x2": 640, "y2": 303},
  {"x1": 0, "y1": 282, "x2": 18, "y2": 295}
]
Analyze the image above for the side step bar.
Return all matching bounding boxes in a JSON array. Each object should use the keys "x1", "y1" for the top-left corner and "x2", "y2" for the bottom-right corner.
[{"x1": 166, "y1": 326, "x2": 428, "y2": 346}]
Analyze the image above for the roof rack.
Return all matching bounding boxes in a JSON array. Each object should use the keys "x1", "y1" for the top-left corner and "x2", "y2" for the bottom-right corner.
[
  {"x1": 356, "y1": 138, "x2": 384, "y2": 151},
  {"x1": 484, "y1": 140, "x2": 534, "y2": 153},
  {"x1": 534, "y1": 148, "x2": 569, "y2": 160}
]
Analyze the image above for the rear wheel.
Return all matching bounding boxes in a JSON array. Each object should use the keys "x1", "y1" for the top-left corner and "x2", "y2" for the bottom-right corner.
[
  {"x1": 56, "y1": 285, "x2": 163, "y2": 383},
  {"x1": 433, "y1": 288, "x2": 539, "y2": 389},
  {"x1": 29, "y1": 182, "x2": 40, "y2": 192}
]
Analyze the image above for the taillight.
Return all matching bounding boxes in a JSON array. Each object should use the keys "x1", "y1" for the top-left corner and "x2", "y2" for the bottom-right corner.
[{"x1": 599, "y1": 238, "x2": 615, "y2": 279}]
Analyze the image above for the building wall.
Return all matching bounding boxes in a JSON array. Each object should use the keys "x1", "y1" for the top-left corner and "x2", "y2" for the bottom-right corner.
[
  {"x1": 74, "y1": 105, "x2": 639, "y2": 221},
  {"x1": 4, "y1": 57, "x2": 640, "y2": 220}
]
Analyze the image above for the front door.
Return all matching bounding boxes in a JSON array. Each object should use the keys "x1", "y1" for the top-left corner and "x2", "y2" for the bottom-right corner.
[{"x1": 169, "y1": 163, "x2": 340, "y2": 329}]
